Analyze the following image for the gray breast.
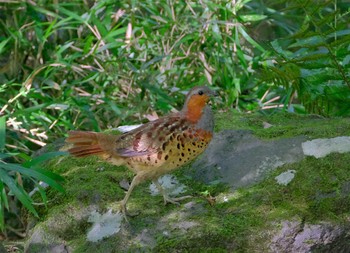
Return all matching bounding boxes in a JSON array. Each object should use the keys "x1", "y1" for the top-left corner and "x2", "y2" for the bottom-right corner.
[{"x1": 196, "y1": 106, "x2": 214, "y2": 132}]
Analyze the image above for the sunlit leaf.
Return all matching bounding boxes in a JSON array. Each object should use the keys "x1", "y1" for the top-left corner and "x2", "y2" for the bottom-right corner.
[
  {"x1": 240, "y1": 15, "x2": 267, "y2": 22},
  {"x1": 0, "y1": 181, "x2": 9, "y2": 210},
  {"x1": 0, "y1": 38, "x2": 10, "y2": 55}
]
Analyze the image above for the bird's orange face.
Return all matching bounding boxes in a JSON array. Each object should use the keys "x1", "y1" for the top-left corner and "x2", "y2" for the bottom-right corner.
[{"x1": 185, "y1": 93, "x2": 211, "y2": 123}]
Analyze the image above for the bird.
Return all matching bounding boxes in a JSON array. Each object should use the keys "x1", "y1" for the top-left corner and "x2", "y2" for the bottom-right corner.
[{"x1": 66, "y1": 86, "x2": 217, "y2": 219}]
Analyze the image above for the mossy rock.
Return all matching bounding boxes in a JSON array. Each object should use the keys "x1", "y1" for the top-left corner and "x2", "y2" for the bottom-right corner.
[{"x1": 25, "y1": 112, "x2": 350, "y2": 252}]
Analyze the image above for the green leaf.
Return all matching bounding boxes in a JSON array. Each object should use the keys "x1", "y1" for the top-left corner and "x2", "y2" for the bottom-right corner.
[
  {"x1": 0, "y1": 153, "x2": 13, "y2": 160},
  {"x1": 43, "y1": 18, "x2": 58, "y2": 40},
  {"x1": 238, "y1": 26, "x2": 266, "y2": 53},
  {"x1": 240, "y1": 15, "x2": 267, "y2": 22},
  {"x1": 0, "y1": 117, "x2": 5, "y2": 151},
  {"x1": 57, "y1": 6, "x2": 86, "y2": 23},
  {"x1": 0, "y1": 169, "x2": 38, "y2": 217},
  {"x1": 0, "y1": 38, "x2": 10, "y2": 55},
  {"x1": 0, "y1": 200, "x2": 4, "y2": 231},
  {"x1": 57, "y1": 42, "x2": 75, "y2": 56},
  {"x1": 36, "y1": 183, "x2": 48, "y2": 206},
  {"x1": 23, "y1": 151, "x2": 68, "y2": 168},
  {"x1": 234, "y1": 0, "x2": 252, "y2": 12},
  {"x1": 289, "y1": 36, "x2": 324, "y2": 48},
  {"x1": 0, "y1": 180, "x2": 8, "y2": 231},
  {"x1": 0, "y1": 181, "x2": 9, "y2": 211},
  {"x1": 0, "y1": 163, "x2": 64, "y2": 192},
  {"x1": 91, "y1": 12, "x2": 108, "y2": 38},
  {"x1": 104, "y1": 27, "x2": 127, "y2": 40}
]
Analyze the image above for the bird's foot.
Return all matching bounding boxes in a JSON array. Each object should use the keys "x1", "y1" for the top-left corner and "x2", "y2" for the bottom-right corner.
[
  {"x1": 120, "y1": 203, "x2": 139, "y2": 223},
  {"x1": 163, "y1": 195, "x2": 192, "y2": 205}
]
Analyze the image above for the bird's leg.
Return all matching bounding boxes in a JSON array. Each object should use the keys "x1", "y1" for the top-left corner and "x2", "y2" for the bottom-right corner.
[
  {"x1": 120, "y1": 174, "x2": 142, "y2": 221},
  {"x1": 152, "y1": 179, "x2": 192, "y2": 206}
]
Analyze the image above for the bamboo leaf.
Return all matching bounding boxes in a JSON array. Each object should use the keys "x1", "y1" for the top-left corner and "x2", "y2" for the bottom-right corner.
[
  {"x1": 0, "y1": 181, "x2": 9, "y2": 210},
  {"x1": 0, "y1": 38, "x2": 10, "y2": 55},
  {"x1": 238, "y1": 26, "x2": 266, "y2": 53},
  {"x1": 0, "y1": 169, "x2": 38, "y2": 217},
  {"x1": 36, "y1": 183, "x2": 48, "y2": 206},
  {"x1": 0, "y1": 163, "x2": 64, "y2": 192},
  {"x1": 240, "y1": 15, "x2": 267, "y2": 22},
  {"x1": 0, "y1": 117, "x2": 5, "y2": 151},
  {"x1": 23, "y1": 151, "x2": 68, "y2": 168}
]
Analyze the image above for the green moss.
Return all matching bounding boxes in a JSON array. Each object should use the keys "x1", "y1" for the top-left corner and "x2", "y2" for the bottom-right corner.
[
  {"x1": 29, "y1": 113, "x2": 350, "y2": 252},
  {"x1": 155, "y1": 230, "x2": 237, "y2": 252},
  {"x1": 215, "y1": 111, "x2": 350, "y2": 139},
  {"x1": 46, "y1": 155, "x2": 129, "y2": 204},
  {"x1": 73, "y1": 237, "x2": 123, "y2": 253}
]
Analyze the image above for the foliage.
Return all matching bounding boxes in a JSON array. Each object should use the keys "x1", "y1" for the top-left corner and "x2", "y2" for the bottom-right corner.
[
  {"x1": 0, "y1": 0, "x2": 349, "y2": 238},
  {"x1": 0, "y1": 152, "x2": 65, "y2": 231},
  {"x1": 0, "y1": 115, "x2": 65, "y2": 233},
  {"x1": 259, "y1": 0, "x2": 350, "y2": 115},
  {"x1": 0, "y1": 0, "x2": 349, "y2": 153}
]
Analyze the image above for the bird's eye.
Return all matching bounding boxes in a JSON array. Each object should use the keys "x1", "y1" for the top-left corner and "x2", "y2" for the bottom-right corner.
[{"x1": 198, "y1": 90, "x2": 204, "y2": 95}]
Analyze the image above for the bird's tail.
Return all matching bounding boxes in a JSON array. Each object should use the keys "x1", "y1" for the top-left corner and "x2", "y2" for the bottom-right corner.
[{"x1": 66, "y1": 131, "x2": 116, "y2": 157}]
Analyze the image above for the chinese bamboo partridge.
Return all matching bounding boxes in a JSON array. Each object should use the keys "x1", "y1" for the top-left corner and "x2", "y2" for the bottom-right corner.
[{"x1": 66, "y1": 86, "x2": 217, "y2": 218}]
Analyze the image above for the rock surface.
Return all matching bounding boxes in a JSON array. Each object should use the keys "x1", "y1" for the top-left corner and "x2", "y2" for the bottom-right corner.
[
  {"x1": 25, "y1": 204, "x2": 95, "y2": 252},
  {"x1": 275, "y1": 170, "x2": 296, "y2": 186},
  {"x1": 270, "y1": 220, "x2": 350, "y2": 253},
  {"x1": 302, "y1": 136, "x2": 350, "y2": 158},
  {"x1": 86, "y1": 209, "x2": 123, "y2": 242},
  {"x1": 189, "y1": 130, "x2": 306, "y2": 189}
]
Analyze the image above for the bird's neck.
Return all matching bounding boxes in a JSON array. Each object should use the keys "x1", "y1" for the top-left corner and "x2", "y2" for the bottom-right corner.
[
  {"x1": 182, "y1": 95, "x2": 207, "y2": 123},
  {"x1": 194, "y1": 105, "x2": 214, "y2": 132},
  {"x1": 181, "y1": 99, "x2": 213, "y2": 132}
]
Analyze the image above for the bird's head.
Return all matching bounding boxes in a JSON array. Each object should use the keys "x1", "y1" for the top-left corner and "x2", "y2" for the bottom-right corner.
[{"x1": 181, "y1": 86, "x2": 218, "y2": 123}]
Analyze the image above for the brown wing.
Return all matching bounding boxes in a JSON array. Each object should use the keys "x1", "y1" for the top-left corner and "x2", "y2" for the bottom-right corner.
[{"x1": 115, "y1": 114, "x2": 191, "y2": 157}]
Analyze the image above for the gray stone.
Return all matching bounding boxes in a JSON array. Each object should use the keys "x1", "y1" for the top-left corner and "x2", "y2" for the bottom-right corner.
[
  {"x1": 134, "y1": 229, "x2": 156, "y2": 248},
  {"x1": 47, "y1": 244, "x2": 70, "y2": 253},
  {"x1": 25, "y1": 205, "x2": 95, "y2": 252},
  {"x1": 172, "y1": 221, "x2": 198, "y2": 231},
  {"x1": 86, "y1": 209, "x2": 123, "y2": 242},
  {"x1": 341, "y1": 181, "x2": 350, "y2": 196},
  {"x1": 25, "y1": 225, "x2": 71, "y2": 253},
  {"x1": 302, "y1": 136, "x2": 350, "y2": 158},
  {"x1": 275, "y1": 170, "x2": 296, "y2": 186},
  {"x1": 315, "y1": 181, "x2": 350, "y2": 200},
  {"x1": 270, "y1": 220, "x2": 350, "y2": 253},
  {"x1": 149, "y1": 174, "x2": 186, "y2": 197},
  {"x1": 189, "y1": 130, "x2": 306, "y2": 189}
]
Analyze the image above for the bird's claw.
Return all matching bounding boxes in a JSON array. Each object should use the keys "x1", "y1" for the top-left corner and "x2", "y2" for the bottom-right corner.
[
  {"x1": 120, "y1": 203, "x2": 139, "y2": 223},
  {"x1": 163, "y1": 195, "x2": 192, "y2": 205}
]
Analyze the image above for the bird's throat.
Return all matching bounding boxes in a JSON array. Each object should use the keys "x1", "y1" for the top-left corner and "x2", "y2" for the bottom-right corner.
[{"x1": 184, "y1": 95, "x2": 208, "y2": 123}]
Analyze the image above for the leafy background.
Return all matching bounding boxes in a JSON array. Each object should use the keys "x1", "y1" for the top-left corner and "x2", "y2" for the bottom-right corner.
[{"x1": 0, "y1": 0, "x2": 349, "y2": 241}]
